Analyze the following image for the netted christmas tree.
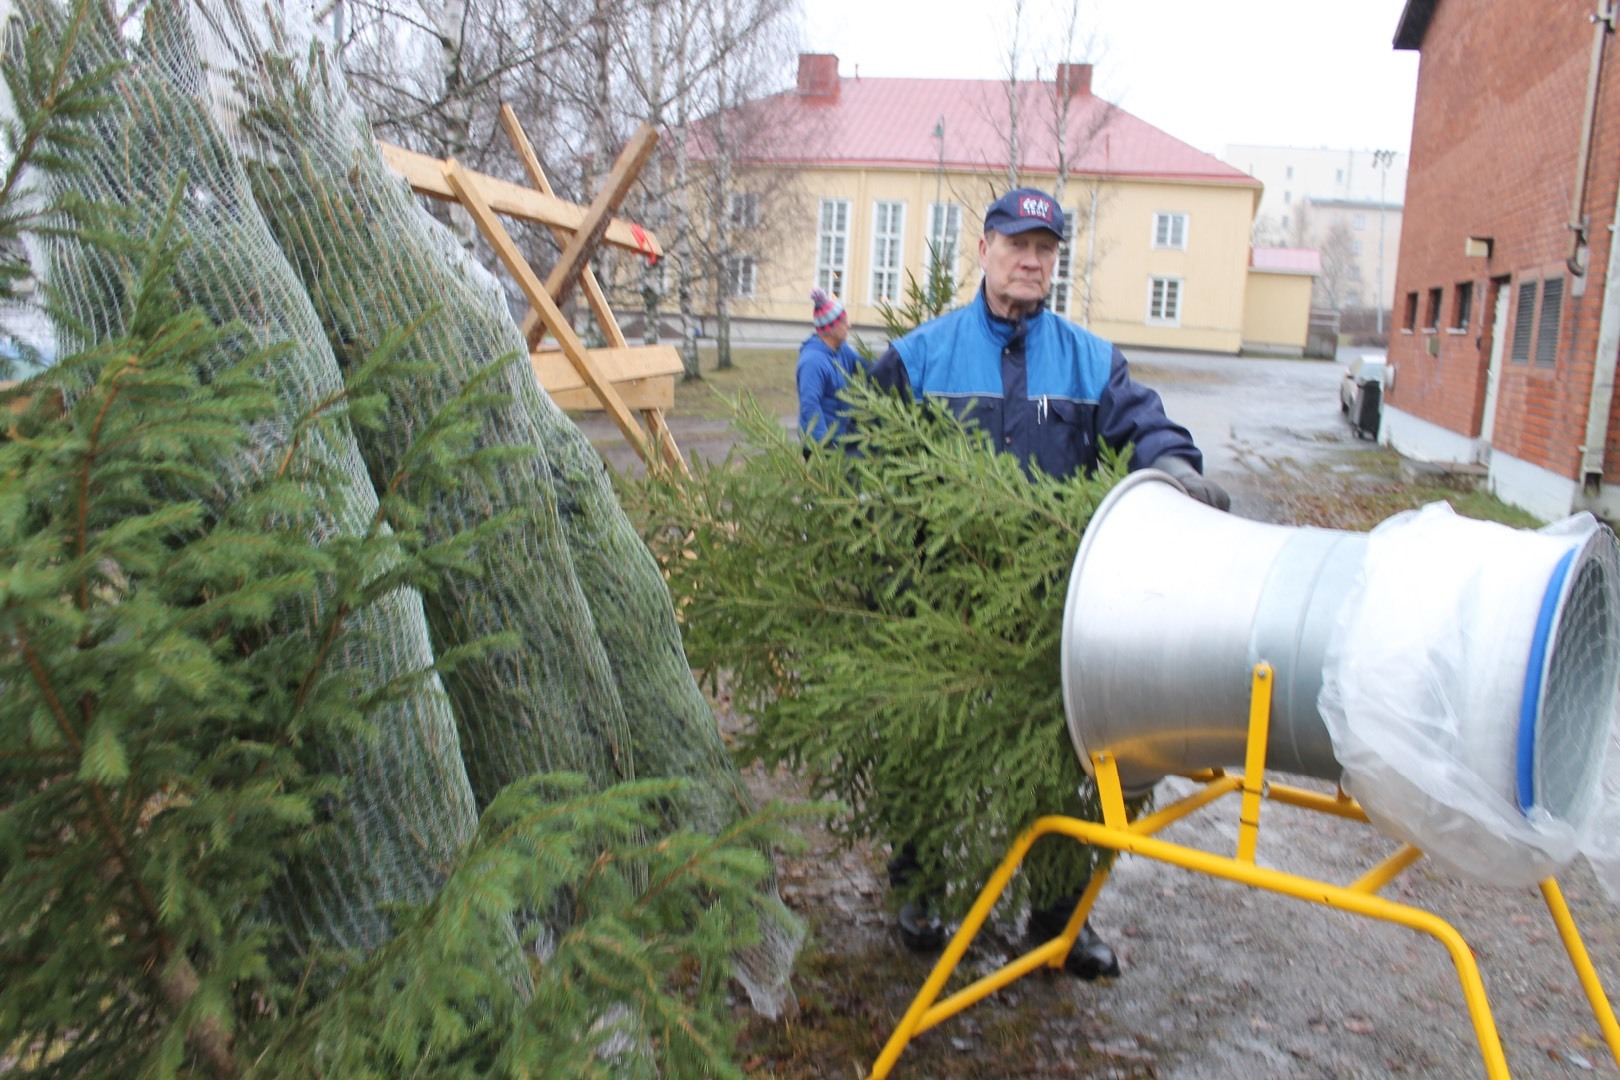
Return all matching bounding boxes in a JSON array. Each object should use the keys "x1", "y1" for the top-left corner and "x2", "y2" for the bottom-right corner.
[
  {"x1": 627, "y1": 379, "x2": 1129, "y2": 919},
  {"x1": 0, "y1": 3, "x2": 800, "y2": 1074},
  {"x1": 209, "y1": 22, "x2": 637, "y2": 809},
  {"x1": 195, "y1": 0, "x2": 801, "y2": 1014},
  {"x1": 17, "y1": 0, "x2": 479, "y2": 969}
]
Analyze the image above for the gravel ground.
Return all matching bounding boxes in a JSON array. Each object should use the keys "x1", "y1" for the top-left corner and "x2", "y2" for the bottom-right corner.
[{"x1": 592, "y1": 347, "x2": 1620, "y2": 1079}]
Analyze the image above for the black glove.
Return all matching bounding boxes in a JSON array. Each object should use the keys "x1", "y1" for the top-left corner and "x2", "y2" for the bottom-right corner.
[{"x1": 1150, "y1": 455, "x2": 1231, "y2": 512}]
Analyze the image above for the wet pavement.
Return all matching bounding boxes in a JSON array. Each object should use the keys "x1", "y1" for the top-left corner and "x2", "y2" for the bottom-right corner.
[{"x1": 1126, "y1": 345, "x2": 1385, "y2": 522}]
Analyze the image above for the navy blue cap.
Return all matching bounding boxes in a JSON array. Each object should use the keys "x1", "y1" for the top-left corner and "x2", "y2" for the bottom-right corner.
[{"x1": 983, "y1": 188, "x2": 1065, "y2": 239}]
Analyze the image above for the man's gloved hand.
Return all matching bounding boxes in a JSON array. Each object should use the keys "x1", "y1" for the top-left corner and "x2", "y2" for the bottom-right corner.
[{"x1": 1150, "y1": 455, "x2": 1231, "y2": 512}]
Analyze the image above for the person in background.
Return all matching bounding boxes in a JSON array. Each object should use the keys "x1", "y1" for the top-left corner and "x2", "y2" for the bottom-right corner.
[
  {"x1": 797, "y1": 287, "x2": 864, "y2": 447},
  {"x1": 868, "y1": 186, "x2": 1230, "y2": 980}
]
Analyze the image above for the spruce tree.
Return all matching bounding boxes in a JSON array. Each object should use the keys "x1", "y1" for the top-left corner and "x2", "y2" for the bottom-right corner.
[
  {"x1": 0, "y1": 4, "x2": 801, "y2": 1074},
  {"x1": 210, "y1": 7, "x2": 803, "y2": 1013},
  {"x1": 0, "y1": 210, "x2": 796, "y2": 1080},
  {"x1": 628, "y1": 380, "x2": 1129, "y2": 919}
]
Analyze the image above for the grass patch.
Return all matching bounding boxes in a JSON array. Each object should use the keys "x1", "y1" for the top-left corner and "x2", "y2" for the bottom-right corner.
[
  {"x1": 669, "y1": 345, "x2": 800, "y2": 422},
  {"x1": 1266, "y1": 447, "x2": 1543, "y2": 532}
]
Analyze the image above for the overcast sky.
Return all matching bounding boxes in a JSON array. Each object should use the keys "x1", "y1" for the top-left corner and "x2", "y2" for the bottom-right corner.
[{"x1": 799, "y1": 0, "x2": 1420, "y2": 159}]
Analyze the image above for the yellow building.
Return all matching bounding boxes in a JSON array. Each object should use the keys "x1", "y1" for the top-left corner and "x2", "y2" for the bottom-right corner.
[{"x1": 710, "y1": 55, "x2": 1298, "y2": 355}]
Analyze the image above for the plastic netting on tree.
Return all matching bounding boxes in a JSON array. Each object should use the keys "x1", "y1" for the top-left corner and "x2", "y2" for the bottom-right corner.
[
  {"x1": 192, "y1": 1, "x2": 801, "y2": 1015},
  {"x1": 201, "y1": 7, "x2": 634, "y2": 810},
  {"x1": 25, "y1": 0, "x2": 478, "y2": 960}
]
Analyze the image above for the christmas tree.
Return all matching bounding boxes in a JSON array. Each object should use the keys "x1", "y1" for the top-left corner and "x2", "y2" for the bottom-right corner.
[
  {"x1": 628, "y1": 380, "x2": 1129, "y2": 919},
  {"x1": 0, "y1": 3, "x2": 798, "y2": 1073}
]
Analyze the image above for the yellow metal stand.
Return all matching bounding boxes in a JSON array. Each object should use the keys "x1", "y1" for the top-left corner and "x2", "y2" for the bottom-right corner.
[{"x1": 868, "y1": 662, "x2": 1620, "y2": 1079}]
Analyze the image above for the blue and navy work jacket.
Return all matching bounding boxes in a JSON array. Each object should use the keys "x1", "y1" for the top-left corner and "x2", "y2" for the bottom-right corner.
[{"x1": 868, "y1": 287, "x2": 1200, "y2": 480}]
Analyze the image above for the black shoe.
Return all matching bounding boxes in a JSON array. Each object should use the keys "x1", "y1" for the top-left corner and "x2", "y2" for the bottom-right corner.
[
  {"x1": 896, "y1": 900, "x2": 947, "y2": 953},
  {"x1": 1061, "y1": 921, "x2": 1120, "y2": 980}
]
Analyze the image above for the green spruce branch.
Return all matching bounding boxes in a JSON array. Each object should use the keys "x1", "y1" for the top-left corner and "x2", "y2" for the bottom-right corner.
[{"x1": 628, "y1": 379, "x2": 1131, "y2": 918}]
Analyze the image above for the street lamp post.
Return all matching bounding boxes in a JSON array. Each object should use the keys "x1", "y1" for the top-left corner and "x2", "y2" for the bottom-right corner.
[{"x1": 1372, "y1": 149, "x2": 1396, "y2": 336}]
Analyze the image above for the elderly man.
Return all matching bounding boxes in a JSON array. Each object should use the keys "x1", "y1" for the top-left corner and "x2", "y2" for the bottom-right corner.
[{"x1": 868, "y1": 186, "x2": 1229, "y2": 979}]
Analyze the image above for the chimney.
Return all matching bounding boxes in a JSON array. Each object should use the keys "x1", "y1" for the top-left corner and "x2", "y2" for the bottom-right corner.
[
  {"x1": 1056, "y1": 62, "x2": 1092, "y2": 98},
  {"x1": 797, "y1": 53, "x2": 840, "y2": 103}
]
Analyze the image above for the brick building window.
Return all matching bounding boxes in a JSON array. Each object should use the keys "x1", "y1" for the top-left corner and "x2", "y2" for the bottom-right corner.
[
  {"x1": 1424, "y1": 287, "x2": 1442, "y2": 331},
  {"x1": 1511, "y1": 280, "x2": 1538, "y2": 364},
  {"x1": 1536, "y1": 277, "x2": 1564, "y2": 367},
  {"x1": 1403, "y1": 291, "x2": 1418, "y2": 331},
  {"x1": 1452, "y1": 281, "x2": 1472, "y2": 330}
]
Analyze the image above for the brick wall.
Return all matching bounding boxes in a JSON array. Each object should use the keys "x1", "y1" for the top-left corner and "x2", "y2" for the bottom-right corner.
[{"x1": 1389, "y1": 0, "x2": 1619, "y2": 481}]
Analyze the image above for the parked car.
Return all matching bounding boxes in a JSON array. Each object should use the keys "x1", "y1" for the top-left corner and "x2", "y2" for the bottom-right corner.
[{"x1": 1340, "y1": 352, "x2": 1389, "y2": 440}]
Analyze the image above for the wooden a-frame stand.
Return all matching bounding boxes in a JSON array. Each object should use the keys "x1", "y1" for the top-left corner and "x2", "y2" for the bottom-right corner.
[
  {"x1": 380, "y1": 110, "x2": 688, "y2": 476},
  {"x1": 869, "y1": 662, "x2": 1620, "y2": 1079}
]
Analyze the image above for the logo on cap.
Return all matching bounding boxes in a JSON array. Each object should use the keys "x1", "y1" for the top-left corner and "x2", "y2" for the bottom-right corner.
[{"x1": 1019, "y1": 195, "x2": 1053, "y2": 221}]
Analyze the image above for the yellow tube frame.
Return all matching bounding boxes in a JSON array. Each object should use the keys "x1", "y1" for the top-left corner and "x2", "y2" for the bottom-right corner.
[{"x1": 867, "y1": 662, "x2": 1620, "y2": 1079}]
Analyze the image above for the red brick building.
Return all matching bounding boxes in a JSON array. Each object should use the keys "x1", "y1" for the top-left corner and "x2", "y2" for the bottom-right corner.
[{"x1": 1385, "y1": 0, "x2": 1620, "y2": 521}]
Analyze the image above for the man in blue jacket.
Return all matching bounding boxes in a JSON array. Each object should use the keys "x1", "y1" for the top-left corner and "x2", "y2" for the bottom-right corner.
[
  {"x1": 869, "y1": 186, "x2": 1229, "y2": 980},
  {"x1": 797, "y1": 287, "x2": 864, "y2": 446}
]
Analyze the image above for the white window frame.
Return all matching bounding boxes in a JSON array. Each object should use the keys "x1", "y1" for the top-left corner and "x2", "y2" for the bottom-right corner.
[
  {"x1": 1147, "y1": 275, "x2": 1183, "y2": 326},
  {"x1": 726, "y1": 254, "x2": 756, "y2": 299},
  {"x1": 869, "y1": 200, "x2": 906, "y2": 305},
  {"x1": 1051, "y1": 207, "x2": 1078, "y2": 316},
  {"x1": 729, "y1": 191, "x2": 759, "y2": 228},
  {"x1": 926, "y1": 200, "x2": 962, "y2": 276},
  {"x1": 816, "y1": 198, "x2": 851, "y2": 297},
  {"x1": 1152, "y1": 211, "x2": 1188, "y2": 251}
]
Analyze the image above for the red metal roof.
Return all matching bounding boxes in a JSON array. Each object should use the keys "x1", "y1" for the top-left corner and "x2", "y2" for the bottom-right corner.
[
  {"x1": 721, "y1": 75, "x2": 1258, "y2": 187},
  {"x1": 1250, "y1": 247, "x2": 1322, "y2": 274}
]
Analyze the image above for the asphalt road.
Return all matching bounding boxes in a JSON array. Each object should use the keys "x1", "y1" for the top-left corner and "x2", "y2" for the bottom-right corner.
[{"x1": 1127, "y1": 345, "x2": 1386, "y2": 522}]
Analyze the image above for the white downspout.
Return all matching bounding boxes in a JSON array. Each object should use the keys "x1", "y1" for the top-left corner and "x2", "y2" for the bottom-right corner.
[{"x1": 1578, "y1": 158, "x2": 1620, "y2": 502}]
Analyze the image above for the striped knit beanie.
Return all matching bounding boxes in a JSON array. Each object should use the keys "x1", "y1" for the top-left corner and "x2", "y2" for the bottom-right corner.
[{"x1": 810, "y1": 288, "x2": 846, "y2": 330}]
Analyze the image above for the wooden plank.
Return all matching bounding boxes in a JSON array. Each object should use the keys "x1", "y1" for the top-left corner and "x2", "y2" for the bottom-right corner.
[
  {"x1": 379, "y1": 142, "x2": 663, "y2": 261},
  {"x1": 550, "y1": 376, "x2": 673, "y2": 412},
  {"x1": 530, "y1": 345, "x2": 683, "y2": 394},
  {"x1": 500, "y1": 106, "x2": 633, "y2": 351},
  {"x1": 499, "y1": 106, "x2": 686, "y2": 476},
  {"x1": 442, "y1": 158, "x2": 655, "y2": 467},
  {"x1": 542, "y1": 124, "x2": 658, "y2": 311},
  {"x1": 641, "y1": 404, "x2": 686, "y2": 474}
]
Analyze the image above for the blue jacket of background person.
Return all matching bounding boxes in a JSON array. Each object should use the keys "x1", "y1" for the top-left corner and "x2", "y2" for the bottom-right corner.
[
  {"x1": 797, "y1": 334, "x2": 866, "y2": 443},
  {"x1": 868, "y1": 286, "x2": 1200, "y2": 479}
]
